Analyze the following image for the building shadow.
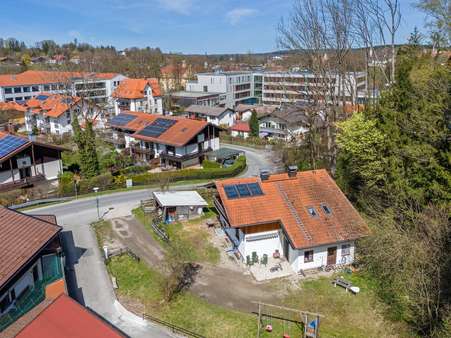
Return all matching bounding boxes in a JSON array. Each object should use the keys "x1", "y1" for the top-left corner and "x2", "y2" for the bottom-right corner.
[{"x1": 60, "y1": 230, "x2": 86, "y2": 306}]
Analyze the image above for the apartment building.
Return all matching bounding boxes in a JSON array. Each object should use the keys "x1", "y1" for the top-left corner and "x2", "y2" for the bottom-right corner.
[
  {"x1": 0, "y1": 70, "x2": 127, "y2": 109},
  {"x1": 185, "y1": 70, "x2": 367, "y2": 108},
  {"x1": 185, "y1": 71, "x2": 256, "y2": 108},
  {"x1": 23, "y1": 94, "x2": 102, "y2": 136},
  {"x1": 112, "y1": 78, "x2": 163, "y2": 115},
  {"x1": 259, "y1": 71, "x2": 367, "y2": 106},
  {"x1": 109, "y1": 111, "x2": 220, "y2": 168}
]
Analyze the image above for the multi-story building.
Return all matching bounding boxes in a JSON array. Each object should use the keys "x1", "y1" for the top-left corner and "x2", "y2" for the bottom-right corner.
[
  {"x1": 259, "y1": 71, "x2": 367, "y2": 106},
  {"x1": 185, "y1": 71, "x2": 256, "y2": 108},
  {"x1": 24, "y1": 94, "x2": 102, "y2": 136},
  {"x1": 108, "y1": 111, "x2": 220, "y2": 169},
  {"x1": 112, "y1": 78, "x2": 163, "y2": 115},
  {"x1": 185, "y1": 70, "x2": 367, "y2": 108},
  {"x1": 0, "y1": 207, "x2": 65, "y2": 332},
  {"x1": 184, "y1": 105, "x2": 235, "y2": 127},
  {"x1": 0, "y1": 70, "x2": 127, "y2": 109}
]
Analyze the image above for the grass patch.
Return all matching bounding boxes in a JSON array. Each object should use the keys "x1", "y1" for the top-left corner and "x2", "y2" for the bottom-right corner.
[
  {"x1": 132, "y1": 206, "x2": 220, "y2": 265},
  {"x1": 282, "y1": 272, "x2": 415, "y2": 338},
  {"x1": 107, "y1": 255, "x2": 301, "y2": 338},
  {"x1": 91, "y1": 219, "x2": 114, "y2": 248}
]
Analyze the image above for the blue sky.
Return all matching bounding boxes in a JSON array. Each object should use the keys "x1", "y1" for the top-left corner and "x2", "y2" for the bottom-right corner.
[{"x1": 1, "y1": 0, "x2": 428, "y2": 54}]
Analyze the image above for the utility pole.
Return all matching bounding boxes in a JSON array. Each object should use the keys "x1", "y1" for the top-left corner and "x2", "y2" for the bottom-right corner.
[{"x1": 93, "y1": 187, "x2": 100, "y2": 220}]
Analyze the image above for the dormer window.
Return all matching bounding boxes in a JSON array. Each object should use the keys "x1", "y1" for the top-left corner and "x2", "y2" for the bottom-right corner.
[
  {"x1": 307, "y1": 207, "x2": 317, "y2": 217},
  {"x1": 321, "y1": 204, "x2": 332, "y2": 215}
]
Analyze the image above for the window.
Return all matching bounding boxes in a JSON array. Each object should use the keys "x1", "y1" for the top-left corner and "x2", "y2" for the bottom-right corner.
[
  {"x1": 304, "y1": 250, "x2": 314, "y2": 263},
  {"x1": 203, "y1": 85, "x2": 208, "y2": 92},
  {"x1": 43, "y1": 85, "x2": 50, "y2": 91},
  {"x1": 31, "y1": 86, "x2": 39, "y2": 92},
  {"x1": 23, "y1": 86, "x2": 30, "y2": 92},
  {"x1": 321, "y1": 204, "x2": 332, "y2": 215},
  {"x1": 342, "y1": 244, "x2": 351, "y2": 256},
  {"x1": 0, "y1": 295, "x2": 12, "y2": 313},
  {"x1": 307, "y1": 207, "x2": 317, "y2": 217},
  {"x1": 14, "y1": 87, "x2": 21, "y2": 93},
  {"x1": 4, "y1": 87, "x2": 12, "y2": 94}
]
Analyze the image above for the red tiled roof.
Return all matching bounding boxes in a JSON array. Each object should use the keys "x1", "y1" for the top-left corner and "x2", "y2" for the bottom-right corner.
[
  {"x1": 15, "y1": 294, "x2": 126, "y2": 338},
  {"x1": 215, "y1": 169, "x2": 369, "y2": 249},
  {"x1": 0, "y1": 70, "x2": 120, "y2": 87},
  {"x1": 0, "y1": 101, "x2": 27, "y2": 112},
  {"x1": 25, "y1": 94, "x2": 81, "y2": 118},
  {"x1": 0, "y1": 207, "x2": 61, "y2": 290},
  {"x1": 231, "y1": 121, "x2": 250, "y2": 132},
  {"x1": 111, "y1": 111, "x2": 211, "y2": 147},
  {"x1": 112, "y1": 78, "x2": 161, "y2": 99}
]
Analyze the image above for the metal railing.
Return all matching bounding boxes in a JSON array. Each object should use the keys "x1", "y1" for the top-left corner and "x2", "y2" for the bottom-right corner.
[{"x1": 142, "y1": 314, "x2": 205, "y2": 338}]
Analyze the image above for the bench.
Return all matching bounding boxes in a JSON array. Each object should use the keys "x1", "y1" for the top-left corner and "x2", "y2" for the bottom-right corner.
[{"x1": 332, "y1": 277, "x2": 359, "y2": 294}]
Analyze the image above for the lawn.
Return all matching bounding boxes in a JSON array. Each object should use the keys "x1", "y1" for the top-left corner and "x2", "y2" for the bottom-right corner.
[
  {"x1": 107, "y1": 254, "x2": 301, "y2": 338},
  {"x1": 132, "y1": 206, "x2": 221, "y2": 265}
]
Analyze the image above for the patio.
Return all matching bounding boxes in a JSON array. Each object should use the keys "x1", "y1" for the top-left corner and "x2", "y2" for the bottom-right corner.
[{"x1": 248, "y1": 256, "x2": 295, "y2": 282}]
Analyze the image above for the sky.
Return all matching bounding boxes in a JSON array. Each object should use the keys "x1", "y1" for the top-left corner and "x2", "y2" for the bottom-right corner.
[{"x1": 0, "y1": 0, "x2": 429, "y2": 54}]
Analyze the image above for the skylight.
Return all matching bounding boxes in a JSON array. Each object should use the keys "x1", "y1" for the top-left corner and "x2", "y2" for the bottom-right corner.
[
  {"x1": 307, "y1": 207, "x2": 317, "y2": 217},
  {"x1": 321, "y1": 204, "x2": 332, "y2": 215}
]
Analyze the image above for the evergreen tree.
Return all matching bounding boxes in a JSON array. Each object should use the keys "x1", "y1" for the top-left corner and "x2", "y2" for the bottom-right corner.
[
  {"x1": 71, "y1": 115, "x2": 99, "y2": 178},
  {"x1": 249, "y1": 111, "x2": 259, "y2": 137}
]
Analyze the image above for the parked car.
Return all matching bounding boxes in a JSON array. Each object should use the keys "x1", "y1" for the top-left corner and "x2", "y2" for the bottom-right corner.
[{"x1": 223, "y1": 159, "x2": 235, "y2": 168}]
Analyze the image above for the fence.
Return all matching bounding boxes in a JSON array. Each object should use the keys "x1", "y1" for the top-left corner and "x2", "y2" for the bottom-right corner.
[{"x1": 142, "y1": 313, "x2": 206, "y2": 338}]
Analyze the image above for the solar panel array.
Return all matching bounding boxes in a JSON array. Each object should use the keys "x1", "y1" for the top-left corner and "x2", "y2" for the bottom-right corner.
[
  {"x1": 224, "y1": 183, "x2": 264, "y2": 199},
  {"x1": 36, "y1": 95, "x2": 49, "y2": 101},
  {"x1": 138, "y1": 118, "x2": 177, "y2": 138},
  {"x1": 110, "y1": 113, "x2": 137, "y2": 126},
  {"x1": 0, "y1": 135, "x2": 29, "y2": 158}
]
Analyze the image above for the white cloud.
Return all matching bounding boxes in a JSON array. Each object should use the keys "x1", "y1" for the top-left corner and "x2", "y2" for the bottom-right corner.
[
  {"x1": 226, "y1": 8, "x2": 258, "y2": 25},
  {"x1": 158, "y1": 0, "x2": 194, "y2": 15}
]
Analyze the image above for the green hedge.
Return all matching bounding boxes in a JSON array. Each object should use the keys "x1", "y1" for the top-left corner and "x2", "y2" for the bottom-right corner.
[
  {"x1": 130, "y1": 156, "x2": 246, "y2": 186},
  {"x1": 201, "y1": 160, "x2": 221, "y2": 169},
  {"x1": 56, "y1": 156, "x2": 246, "y2": 197}
]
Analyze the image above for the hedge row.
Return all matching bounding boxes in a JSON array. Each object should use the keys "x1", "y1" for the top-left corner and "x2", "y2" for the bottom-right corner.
[
  {"x1": 57, "y1": 156, "x2": 246, "y2": 196},
  {"x1": 130, "y1": 156, "x2": 246, "y2": 186}
]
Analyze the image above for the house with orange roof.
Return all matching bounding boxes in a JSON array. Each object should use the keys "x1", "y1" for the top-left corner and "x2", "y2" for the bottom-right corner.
[
  {"x1": 0, "y1": 207, "x2": 66, "y2": 332},
  {"x1": 230, "y1": 121, "x2": 250, "y2": 139},
  {"x1": 112, "y1": 78, "x2": 163, "y2": 115},
  {"x1": 23, "y1": 94, "x2": 102, "y2": 135},
  {"x1": 109, "y1": 111, "x2": 220, "y2": 168},
  {"x1": 0, "y1": 70, "x2": 126, "y2": 111},
  {"x1": 214, "y1": 167, "x2": 369, "y2": 272},
  {"x1": 0, "y1": 132, "x2": 64, "y2": 191}
]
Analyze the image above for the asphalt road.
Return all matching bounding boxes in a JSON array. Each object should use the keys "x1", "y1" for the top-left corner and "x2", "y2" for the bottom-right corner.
[{"x1": 27, "y1": 144, "x2": 277, "y2": 338}]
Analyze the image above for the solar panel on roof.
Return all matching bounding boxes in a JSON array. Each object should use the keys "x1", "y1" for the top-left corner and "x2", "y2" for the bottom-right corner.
[
  {"x1": 137, "y1": 118, "x2": 177, "y2": 138},
  {"x1": 224, "y1": 185, "x2": 239, "y2": 199},
  {"x1": 36, "y1": 95, "x2": 49, "y2": 101},
  {"x1": 110, "y1": 113, "x2": 137, "y2": 126},
  {"x1": 236, "y1": 184, "x2": 251, "y2": 197},
  {"x1": 0, "y1": 135, "x2": 28, "y2": 158},
  {"x1": 248, "y1": 183, "x2": 263, "y2": 196}
]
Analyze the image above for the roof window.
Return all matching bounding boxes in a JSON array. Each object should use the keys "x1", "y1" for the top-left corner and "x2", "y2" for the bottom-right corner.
[
  {"x1": 307, "y1": 207, "x2": 317, "y2": 217},
  {"x1": 321, "y1": 204, "x2": 332, "y2": 215}
]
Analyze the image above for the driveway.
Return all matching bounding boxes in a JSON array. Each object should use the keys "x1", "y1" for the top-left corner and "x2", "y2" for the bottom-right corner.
[{"x1": 25, "y1": 144, "x2": 278, "y2": 337}]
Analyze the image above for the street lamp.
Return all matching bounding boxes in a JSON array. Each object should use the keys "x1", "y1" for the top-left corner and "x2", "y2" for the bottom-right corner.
[{"x1": 93, "y1": 187, "x2": 100, "y2": 220}]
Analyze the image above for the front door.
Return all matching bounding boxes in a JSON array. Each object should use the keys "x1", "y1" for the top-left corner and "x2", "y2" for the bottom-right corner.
[{"x1": 327, "y1": 246, "x2": 337, "y2": 265}]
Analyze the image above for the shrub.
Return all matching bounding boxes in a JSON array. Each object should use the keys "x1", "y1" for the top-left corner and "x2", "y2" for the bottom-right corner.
[
  {"x1": 58, "y1": 172, "x2": 75, "y2": 196},
  {"x1": 0, "y1": 189, "x2": 25, "y2": 206},
  {"x1": 78, "y1": 172, "x2": 115, "y2": 194},
  {"x1": 201, "y1": 160, "x2": 220, "y2": 169},
  {"x1": 129, "y1": 156, "x2": 246, "y2": 186}
]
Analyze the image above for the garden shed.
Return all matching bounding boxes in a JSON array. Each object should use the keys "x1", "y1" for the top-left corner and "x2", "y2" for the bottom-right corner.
[{"x1": 153, "y1": 191, "x2": 208, "y2": 223}]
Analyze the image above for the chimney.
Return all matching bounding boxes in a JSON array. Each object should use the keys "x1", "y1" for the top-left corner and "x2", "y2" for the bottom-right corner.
[
  {"x1": 287, "y1": 165, "x2": 298, "y2": 178},
  {"x1": 259, "y1": 169, "x2": 270, "y2": 181}
]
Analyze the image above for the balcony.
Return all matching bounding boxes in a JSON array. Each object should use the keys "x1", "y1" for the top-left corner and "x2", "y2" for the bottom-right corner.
[
  {"x1": 131, "y1": 145, "x2": 154, "y2": 156},
  {"x1": 0, "y1": 174, "x2": 46, "y2": 192},
  {"x1": 0, "y1": 255, "x2": 64, "y2": 331},
  {"x1": 160, "y1": 148, "x2": 211, "y2": 162}
]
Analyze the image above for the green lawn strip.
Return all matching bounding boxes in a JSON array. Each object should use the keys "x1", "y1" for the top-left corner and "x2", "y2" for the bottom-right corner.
[
  {"x1": 132, "y1": 206, "x2": 220, "y2": 265},
  {"x1": 92, "y1": 220, "x2": 114, "y2": 248}
]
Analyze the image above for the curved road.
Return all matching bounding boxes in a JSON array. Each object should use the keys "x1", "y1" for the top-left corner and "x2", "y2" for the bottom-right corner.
[{"x1": 27, "y1": 145, "x2": 276, "y2": 338}]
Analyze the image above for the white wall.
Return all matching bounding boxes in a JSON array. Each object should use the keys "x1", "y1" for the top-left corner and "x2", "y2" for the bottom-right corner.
[
  {"x1": 289, "y1": 241, "x2": 355, "y2": 272},
  {"x1": 243, "y1": 230, "x2": 283, "y2": 259}
]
